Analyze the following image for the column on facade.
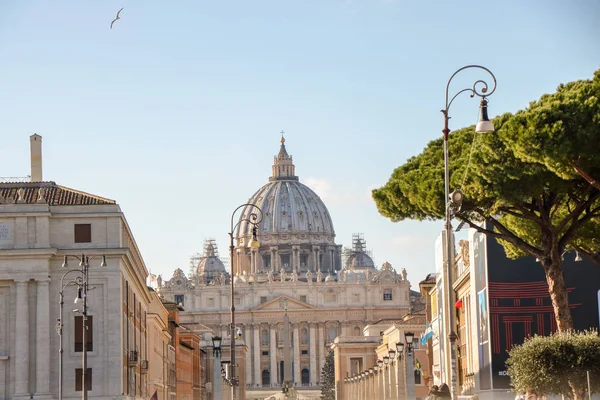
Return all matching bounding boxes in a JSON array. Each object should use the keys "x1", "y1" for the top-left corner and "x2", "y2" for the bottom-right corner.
[
  {"x1": 309, "y1": 323, "x2": 317, "y2": 385},
  {"x1": 318, "y1": 323, "x2": 325, "y2": 377},
  {"x1": 269, "y1": 324, "x2": 278, "y2": 384},
  {"x1": 235, "y1": 249, "x2": 241, "y2": 276},
  {"x1": 312, "y1": 246, "x2": 319, "y2": 272},
  {"x1": 15, "y1": 279, "x2": 30, "y2": 395},
  {"x1": 253, "y1": 324, "x2": 261, "y2": 386},
  {"x1": 293, "y1": 324, "x2": 301, "y2": 385},
  {"x1": 36, "y1": 279, "x2": 51, "y2": 394},
  {"x1": 270, "y1": 247, "x2": 277, "y2": 272},
  {"x1": 330, "y1": 247, "x2": 335, "y2": 272},
  {"x1": 245, "y1": 325, "x2": 253, "y2": 386}
]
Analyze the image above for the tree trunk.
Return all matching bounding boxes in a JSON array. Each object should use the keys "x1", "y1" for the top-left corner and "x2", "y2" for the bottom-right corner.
[{"x1": 543, "y1": 262, "x2": 574, "y2": 332}]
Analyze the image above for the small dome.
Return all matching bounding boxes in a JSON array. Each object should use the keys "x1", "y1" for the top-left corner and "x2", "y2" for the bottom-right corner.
[
  {"x1": 345, "y1": 235, "x2": 375, "y2": 269},
  {"x1": 196, "y1": 240, "x2": 226, "y2": 284}
]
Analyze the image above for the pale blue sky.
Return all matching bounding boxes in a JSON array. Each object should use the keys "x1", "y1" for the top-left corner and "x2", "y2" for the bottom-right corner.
[{"x1": 1, "y1": 1, "x2": 599, "y2": 284}]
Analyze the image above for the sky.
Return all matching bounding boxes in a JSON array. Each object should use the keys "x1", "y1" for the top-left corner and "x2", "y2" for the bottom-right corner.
[{"x1": 1, "y1": 1, "x2": 599, "y2": 286}]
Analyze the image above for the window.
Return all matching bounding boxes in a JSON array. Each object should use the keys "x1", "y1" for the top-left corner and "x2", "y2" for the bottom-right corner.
[
  {"x1": 414, "y1": 370, "x2": 421, "y2": 384},
  {"x1": 74, "y1": 316, "x2": 93, "y2": 352},
  {"x1": 350, "y1": 358, "x2": 362, "y2": 375},
  {"x1": 75, "y1": 368, "x2": 92, "y2": 391},
  {"x1": 234, "y1": 297, "x2": 242, "y2": 306},
  {"x1": 174, "y1": 294, "x2": 184, "y2": 306},
  {"x1": 260, "y1": 296, "x2": 267, "y2": 304},
  {"x1": 261, "y1": 329, "x2": 269, "y2": 345},
  {"x1": 301, "y1": 328, "x2": 309, "y2": 344},
  {"x1": 327, "y1": 326, "x2": 337, "y2": 343},
  {"x1": 353, "y1": 326, "x2": 361, "y2": 336},
  {"x1": 74, "y1": 224, "x2": 91, "y2": 243},
  {"x1": 299, "y1": 295, "x2": 307, "y2": 303},
  {"x1": 301, "y1": 350, "x2": 308, "y2": 355},
  {"x1": 207, "y1": 297, "x2": 215, "y2": 307},
  {"x1": 383, "y1": 288, "x2": 393, "y2": 301},
  {"x1": 352, "y1": 293, "x2": 360, "y2": 303},
  {"x1": 262, "y1": 351, "x2": 269, "y2": 356}
]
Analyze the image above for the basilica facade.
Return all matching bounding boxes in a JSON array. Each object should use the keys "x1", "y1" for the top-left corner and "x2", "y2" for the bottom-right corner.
[{"x1": 159, "y1": 137, "x2": 412, "y2": 400}]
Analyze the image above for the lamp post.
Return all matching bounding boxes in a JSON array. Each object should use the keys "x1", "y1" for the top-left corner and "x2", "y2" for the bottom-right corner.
[
  {"x1": 57, "y1": 253, "x2": 106, "y2": 400},
  {"x1": 228, "y1": 203, "x2": 263, "y2": 400},
  {"x1": 404, "y1": 331, "x2": 416, "y2": 400},
  {"x1": 212, "y1": 336, "x2": 223, "y2": 400},
  {"x1": 441, "y1": 65, "x2": 496, "y2": 399}
]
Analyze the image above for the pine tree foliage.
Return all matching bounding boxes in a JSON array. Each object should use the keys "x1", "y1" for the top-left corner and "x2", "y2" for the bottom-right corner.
[
  {"x1": 506, "y1": 330, "x2": 600, "y2": 398},
  {"x1": 372, "y1": 69, "x2": 600, "y2": 332},
  {"x1": 320, "y1": 349, "x2": 335, "y2": 400}
]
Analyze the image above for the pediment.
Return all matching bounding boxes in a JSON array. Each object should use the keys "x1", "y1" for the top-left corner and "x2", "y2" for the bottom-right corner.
[{"x1": 251, "y1": 295, "x2": 317, "y2": 311}]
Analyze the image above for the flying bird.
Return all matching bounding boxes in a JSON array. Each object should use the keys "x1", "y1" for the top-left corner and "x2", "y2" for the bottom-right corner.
[{"x1": 110, "y1": 8, "x2": 123, "y2": 29}]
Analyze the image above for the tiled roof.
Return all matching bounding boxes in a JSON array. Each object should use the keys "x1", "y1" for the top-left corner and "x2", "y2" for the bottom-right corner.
[{"x1": 0, "y1": 181, "x2": 116, "y2": 206}]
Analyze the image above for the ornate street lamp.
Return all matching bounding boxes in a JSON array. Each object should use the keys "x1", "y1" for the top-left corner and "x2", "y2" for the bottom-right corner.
[
  {"x1": 228, "y1": 203, "x2": 263, "y2": 400},
  {"x1": 441, "y1": 65, "x2": 496, "y2": 400},
  {"x1": 58, "y1": 253, "x2": 106, "y2": 400}
]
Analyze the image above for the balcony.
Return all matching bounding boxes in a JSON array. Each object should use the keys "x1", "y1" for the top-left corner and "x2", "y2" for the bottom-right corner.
[
  {"x1": 129, "y1": 350, "x2": 139, "y2": 367},
  {"x1": 140, "y1": 360, "x2": 149, "y2": 373}
]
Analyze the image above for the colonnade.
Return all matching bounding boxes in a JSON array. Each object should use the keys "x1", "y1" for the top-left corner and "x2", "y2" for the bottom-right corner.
[
  {"x1": 234, "y1": 321, "x2": 332, "y2": 387},
  {"x1": 14, "y1": 278, "x2": 51, "y2": 396},
  {"x1": 341, "y1": 356, "x2": 405, "y2": 400},
  {"x1": 242, "y1": 245, "x2": 340, "y2": 275}
]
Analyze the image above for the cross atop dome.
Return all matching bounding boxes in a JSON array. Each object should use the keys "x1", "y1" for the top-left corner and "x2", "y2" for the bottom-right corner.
[{"x1": 271, "y1": 133, "x2": 298, "y2": 181}]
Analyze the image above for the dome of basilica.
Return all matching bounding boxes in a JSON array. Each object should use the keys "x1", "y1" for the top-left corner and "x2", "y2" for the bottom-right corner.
[{"x1": 236, "y1": 137, "x2": 335, "y2": 243}]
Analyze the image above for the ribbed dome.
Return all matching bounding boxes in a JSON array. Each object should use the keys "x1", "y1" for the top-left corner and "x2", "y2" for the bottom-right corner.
[
  {"x1": 196, "y1": 240, "x2": 226, "y2": 285},
  {"x1": 346, "y1": 252, "x2": 375, "y2": 269},
  {"x1": 236, "y1": 136, "x2": 335, "y2": 241}
]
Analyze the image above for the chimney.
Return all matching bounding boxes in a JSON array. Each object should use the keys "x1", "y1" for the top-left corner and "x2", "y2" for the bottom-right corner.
[{"x1": 30, "y1": 134, "x2": 43, "y2": 182}]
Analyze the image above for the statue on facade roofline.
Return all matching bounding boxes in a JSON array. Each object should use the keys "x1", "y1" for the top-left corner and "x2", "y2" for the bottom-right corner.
[
  {"x1": 267, "y1": 269, "x2": 274, "y2": 283},
  {"x1": 402, "y1": 268, "x2": 407, "y2": 281},
  {"x1": 280, "y1": 268, "x2": 286, "y2": 282},
  {"x1": 316, "y1": 270, "x2": 323, "y2": 283}
]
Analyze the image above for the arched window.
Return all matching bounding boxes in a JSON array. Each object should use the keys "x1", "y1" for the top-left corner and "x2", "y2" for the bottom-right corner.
[
  {"x1": 262, "y1": 369, "x2": 270, "y2": 385},
  {"x1": 327, "y1": 326, "x2": 337, "y2": 342},
  {"x1": 261, "y1": 329, "x2": 269, "y2": 346},
  {"x1": 353, "y1": 326, "x2": 361, "y2": 336},
  {"x1": 301, "y1": 328, "x2": 309, "y2": 344},
  {"x1": 301, "y1": 368, "x2": 310, "y2": 385}
]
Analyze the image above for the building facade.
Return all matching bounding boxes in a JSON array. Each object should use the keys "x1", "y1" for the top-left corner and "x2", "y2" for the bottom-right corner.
[
  {"x1": 158, "y1": 138, "x2": 412, "y2": 400},
  {"x1": 0, "y1": 135, "x2": 159, "y2": 399}
]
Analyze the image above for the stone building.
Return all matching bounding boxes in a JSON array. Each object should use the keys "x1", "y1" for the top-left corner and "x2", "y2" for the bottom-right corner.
[
  {"x1": 159, "y1": 137, "x2": 412, "y2": 400},
  {"x1": 0, "y1": 135, "x2": 154, "y2": 399}
]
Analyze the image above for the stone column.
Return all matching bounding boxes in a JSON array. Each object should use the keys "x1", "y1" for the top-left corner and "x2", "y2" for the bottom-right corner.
[
  {"x1": 15, "y1": 279, "x2": 30, "y2": 395},
  {"x1": 235, "y1": 249, "x2": 241, "y2": 275},
  {"x1": 318, "y1": 324, "x2": 325, "y2": 376},
  {"x1": 253, "y1": 324, "x2": 261, "y2": 386},
  {"x1": 293, "y1": 324, "x2": 301, "y2": 385},
  {"x1": 36, "y1": 279, "x2": 51, "y2": 394},
  {"x1": 269, "y1": 325, "x2": 278, "y2": 384},
  {"x1": 270, "y1": 247, "x2": 278, "y2": 272},
  {"x1": 245, "y1": 326, "x2": 252, "y2": 385},
  {"x1": 312, "y1": 246, "x2": 319, "y2": 272},
  {"x1": 330, "y1": 248, "x2": 335, "y2": 272},
  {"x1": 309, "y1": 323, "x2": 317, "y2": 385}
]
